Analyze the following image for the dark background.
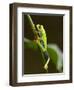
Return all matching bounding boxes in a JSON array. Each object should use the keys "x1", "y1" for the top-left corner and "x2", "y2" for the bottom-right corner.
[{"x1": 23, "y1": 13, "x2": 63, "y2": 74}]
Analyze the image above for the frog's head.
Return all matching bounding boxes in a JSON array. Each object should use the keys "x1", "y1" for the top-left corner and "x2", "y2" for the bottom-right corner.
[
  {"x1": 36, "y1": 24, "x2": 44, "y2": 32},
  {"x1": 36, "y1": 24, "x2": 44, "y2": 38}
]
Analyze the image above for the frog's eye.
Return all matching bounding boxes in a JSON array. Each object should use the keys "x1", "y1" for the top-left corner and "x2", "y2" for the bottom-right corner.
[
  {"x1": 36, "y1": 24, "x2": 41, "y2": 30},
  {"x1": 38, "y1": 25, "x2": 41, "y2": 29}
]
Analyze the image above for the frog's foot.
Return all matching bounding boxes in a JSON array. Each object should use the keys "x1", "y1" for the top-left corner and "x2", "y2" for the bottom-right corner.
[
  {"x1": 33, "y1": 39, "x2": 36, "y2": 42},
  {"x1": 33, "y1": 39, "x2": 39, "y2": 44},
  {"x1": 44, "y1": 58, "x2": 50, "y2": 71}
]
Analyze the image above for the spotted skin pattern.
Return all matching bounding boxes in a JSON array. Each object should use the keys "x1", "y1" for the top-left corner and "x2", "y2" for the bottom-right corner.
[{"x1": 34, "y1": 24, "x2": 50, "y2": 71}]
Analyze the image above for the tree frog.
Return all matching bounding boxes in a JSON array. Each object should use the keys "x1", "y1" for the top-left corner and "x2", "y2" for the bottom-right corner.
[{"x1": 34, "y1": 24, "x2": 50, "y2": 71}]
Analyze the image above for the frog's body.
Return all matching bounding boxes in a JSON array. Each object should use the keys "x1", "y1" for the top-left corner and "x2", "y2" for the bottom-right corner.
[
  {"x1": 35, "y1": 24, "x2": 47, "y2": 52},
  {"x1": 34, "y1": 24, "x2": 50, "y2": 71}
]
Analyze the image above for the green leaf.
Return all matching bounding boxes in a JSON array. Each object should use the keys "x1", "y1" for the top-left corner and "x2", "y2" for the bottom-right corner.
[
  {"x1": 24, "y1": 38, "x2": 38, "y2": 50},
  {"x1": 47, "y1": 44, "x2": 63, "y2": 72}
]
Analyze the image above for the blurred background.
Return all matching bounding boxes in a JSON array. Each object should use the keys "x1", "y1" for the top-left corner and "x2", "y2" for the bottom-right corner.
[{"x1": 23, "y1": 14, "x2": 63, "y2": 74}]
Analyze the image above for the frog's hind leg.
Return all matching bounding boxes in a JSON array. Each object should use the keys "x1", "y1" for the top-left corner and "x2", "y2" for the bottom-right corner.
[
  {"x1": 43, "y1": 51, "x2": 50, "y2": 72},
  {"x1": 44, "y1": 58, "x2": 50, "y2": 72}
]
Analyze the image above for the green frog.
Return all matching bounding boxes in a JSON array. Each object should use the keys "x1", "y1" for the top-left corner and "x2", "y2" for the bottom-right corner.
[
  {"x1": 27, "y1": 14, "x2": 50, "y2": 71},
  {"x1": 35, "y1": 24, "x2": 50, "y2": 71}
]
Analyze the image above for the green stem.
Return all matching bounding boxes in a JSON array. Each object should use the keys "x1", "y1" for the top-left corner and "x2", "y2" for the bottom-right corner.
[{"x1": 26, "y1": 14, "x2": 36, "y2": 33}]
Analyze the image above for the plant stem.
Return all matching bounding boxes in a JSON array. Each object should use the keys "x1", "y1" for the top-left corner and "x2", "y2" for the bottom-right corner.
[{"x1": 26, "y1": 14, "x2": 36, "y2": 33}]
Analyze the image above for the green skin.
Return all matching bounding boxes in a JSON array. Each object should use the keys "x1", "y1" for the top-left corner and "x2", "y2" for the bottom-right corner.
[
  {"x1": 34, "y1": 24, "x2": 50, "y2": 71},
  {"x1": 35, "y1": 24, "x2": 47, "y2": 52}
]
